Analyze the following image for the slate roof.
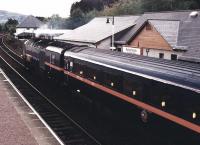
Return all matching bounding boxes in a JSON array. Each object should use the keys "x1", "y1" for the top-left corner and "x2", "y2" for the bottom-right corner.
[
  {"x1": 149, "y1": 20, "x2": 179, "y2": 47},
  {"x1": 17, "y1": 15, "x2": 44, "y2": 28},
  {"x1": 57, "y1": 16, "x2": 140, "y2": 43},
  {"x1": 117, "y1": 10, "x2": 200, "y2": 63}
]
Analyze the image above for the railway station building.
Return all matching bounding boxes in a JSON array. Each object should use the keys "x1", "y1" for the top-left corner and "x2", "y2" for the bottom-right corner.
[
  {"x1": 115, "y1": 10, "x2": 200, "y2": 63},
  {"x1": 15, "y1": 15, "x2": 44, "y2": 38},
  {"x1": 56, "y1": 16, "x2": 140, "y2": 50}
]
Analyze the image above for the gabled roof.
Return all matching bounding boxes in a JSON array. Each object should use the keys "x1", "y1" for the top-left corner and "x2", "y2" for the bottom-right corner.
[
  {"x1": 149, "y1": 20, "x2": 179, "y2": 47},
  {"x1": 177, "y1": 13, "x2": 200, "y2": 63},
  {"x1": 119, "y1": 11, "x2": 195, "y2": 43},
  {"x1": 57, "y1": 16, "x2": 140, "y2": 43},
  {"x1": 118, "y1": 10, "x2": 200, "y2": 63},
  {"x1": 17, "y1": 15, "x2": 44, "y2": 28}
]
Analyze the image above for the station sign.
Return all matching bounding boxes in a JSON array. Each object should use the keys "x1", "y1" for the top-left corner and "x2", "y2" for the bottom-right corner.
[{"x1": 122, "y1": 46, "x2": 141, "y2": 55}]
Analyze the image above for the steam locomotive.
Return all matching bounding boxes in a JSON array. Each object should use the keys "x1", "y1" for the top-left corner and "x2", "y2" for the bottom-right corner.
[{"x1": 24, "y1": 38, "x2": 200, "y2": 134}]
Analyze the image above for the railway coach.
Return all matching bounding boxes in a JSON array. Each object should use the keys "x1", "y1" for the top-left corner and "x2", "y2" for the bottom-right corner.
[
  {"x1": 44, "y1": 41, "x2": 75, "y2": 81},
  {"x1": 63, "y1": 47, "x2": 200, "y2": 134},
  {"x1": 24, "y1": 39, "x2": 75, "y2": 79},
  {"x1": 24, "y1": 39, "x2": 200, "y2": 134}
]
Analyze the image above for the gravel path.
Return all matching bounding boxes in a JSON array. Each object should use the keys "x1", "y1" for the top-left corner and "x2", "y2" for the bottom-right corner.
[{"x1": 0, "y1": 77, "x2": 38, "y2": 145}]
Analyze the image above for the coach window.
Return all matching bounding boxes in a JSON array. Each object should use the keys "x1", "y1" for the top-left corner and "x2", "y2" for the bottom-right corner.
[
  {"x1": 84, "y1": 65, "x2": 91, "y2": 78},
  {"x1": 103, "y1": 71, "x2": 121, "y2": 91},
  {"x1": 69, "y1": 61, "x2": 73, "y2": 72},
  {"x1": 64, "y1": 59, "x2": 69, "y2": 70},
  {"x1": 50, "y1": 54, "x2": 56, "y2": 64},
  {"x1": 73, "y1": 62, "x2": 80, "y2": 74},
  {"x1": 123, "y1": 75, "x2": 144, "y2": 100},
  {"x1": 103, "y1": 72, "x2": 112, "y2": 87},
  {"x1": 123, "y1": 79, "x2": 134, "y2": 96},
  {"x1": 87, "y1": 66, "x2": 94, "y2": 80},
  {"x1": 75, "y1": 62, "x2": 83, "y2": 76}
]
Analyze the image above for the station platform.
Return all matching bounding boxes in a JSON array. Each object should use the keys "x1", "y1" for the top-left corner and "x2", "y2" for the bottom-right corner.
[{"x1": 0, "y1": 69, "x2": 61, "y2": 145}]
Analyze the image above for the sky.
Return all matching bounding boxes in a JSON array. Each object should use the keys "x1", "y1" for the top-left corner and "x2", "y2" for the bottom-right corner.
[{"x1": 0, "y1": 0, "x2": 80, "y2": 18}]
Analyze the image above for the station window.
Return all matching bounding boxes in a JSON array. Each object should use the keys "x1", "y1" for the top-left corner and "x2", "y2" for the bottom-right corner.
[
  {"x1": 171, "y1": 54, "x2": 177, "y2": 60},
  {"x1": 159, "y1": 53, "x2": 164, "y2": 59},
  {"x1": 117, "y1": 48, "x2": 122, "y2": 52}
]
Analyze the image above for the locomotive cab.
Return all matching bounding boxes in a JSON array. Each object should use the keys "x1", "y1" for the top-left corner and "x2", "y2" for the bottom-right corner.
[{"x1": 24, "y1": 38, "x2": 52, "y2": 72}]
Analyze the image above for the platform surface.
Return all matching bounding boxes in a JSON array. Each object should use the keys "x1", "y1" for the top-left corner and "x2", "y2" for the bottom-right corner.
[{"x1": 0, "y1": 69, "x2": 61, "y2": 145}]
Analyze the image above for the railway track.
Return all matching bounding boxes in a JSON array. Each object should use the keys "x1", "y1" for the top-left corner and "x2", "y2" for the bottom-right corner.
[
  {"x1": 0, "y1": 35, "x2": 101, "y2": 145},
  {"x1": 0, "y1": 35, "x2": 200, "y2": 145},
  {"x1": 1, "y1": 36, "x2": 25, "y2": 67}
]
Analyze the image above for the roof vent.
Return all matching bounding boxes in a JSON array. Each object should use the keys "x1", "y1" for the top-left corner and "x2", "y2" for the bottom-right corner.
[{"x1": 190, "y1": 11, "x2": 198, "y2": 17}]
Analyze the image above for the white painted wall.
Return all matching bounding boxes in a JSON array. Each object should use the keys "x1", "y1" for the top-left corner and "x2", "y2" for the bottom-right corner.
[
  {"x1": 15, "y1": 28, "x2": 37, "y2": 36},
  {"x1": 143, "y1": 48, "x2": 183, "y2": 60},
  {"x1": 97, "y1": 37, "x2": 111, "y2": 49}
]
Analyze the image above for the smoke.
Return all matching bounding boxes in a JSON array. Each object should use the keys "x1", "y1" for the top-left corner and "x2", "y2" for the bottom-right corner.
[
  {"x1": 34, "y1": 22, "x2": 69, "y2": 37},
  {"x1": 32, "y1": 14, "x2": 71, "y2": 38},
  {"x1": 39, "y1": 24, "x2": 48, "y2": 29},
  {"x1": 46, "y1": 14, "x2": 67, "y2": 29}
]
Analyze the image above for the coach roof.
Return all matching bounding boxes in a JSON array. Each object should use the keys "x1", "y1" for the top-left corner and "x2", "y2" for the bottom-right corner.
[{"x1": 64, "y1": 47, "x2": 200, "y2": 93}]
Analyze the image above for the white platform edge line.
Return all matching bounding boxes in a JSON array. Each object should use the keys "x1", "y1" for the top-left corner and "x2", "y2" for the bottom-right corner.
[{"x1": 0, "y1": 69, "x2": 64, "y2": 145}]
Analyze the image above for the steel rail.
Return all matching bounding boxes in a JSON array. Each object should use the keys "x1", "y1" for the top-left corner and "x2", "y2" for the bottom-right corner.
[{"x1": 0, "y1": 36, "x2": 102, "y2": 145}]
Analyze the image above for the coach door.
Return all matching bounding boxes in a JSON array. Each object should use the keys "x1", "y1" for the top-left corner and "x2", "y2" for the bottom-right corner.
[
  {"x1": 39, "y1": 49, "x2": 46, "y2": 70},
  {"x1": 64, "y1": 58, "x2": 71, "y2": 82}
]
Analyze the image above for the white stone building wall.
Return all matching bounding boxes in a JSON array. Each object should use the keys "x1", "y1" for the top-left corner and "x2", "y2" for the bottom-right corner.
[
  {"x1": 15, "y1": 28, "x2": 37, "y2": 36},
  {"x1": 143, "y1": 48, "x2": 183, "y2": 60}
]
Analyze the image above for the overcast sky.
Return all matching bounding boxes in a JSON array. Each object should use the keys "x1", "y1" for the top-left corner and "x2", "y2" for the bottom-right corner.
[{"x1": 0, "y1": 0, "x2": 80, "y2": 18}]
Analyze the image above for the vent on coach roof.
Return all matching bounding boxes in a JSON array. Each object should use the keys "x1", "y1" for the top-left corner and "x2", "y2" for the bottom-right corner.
[
  {"x1": 190, "y1": 11, "x2": 199, "y2": 18},
  {"x1": 70, "y1": 46, "x2": 89, "y2": 53}
]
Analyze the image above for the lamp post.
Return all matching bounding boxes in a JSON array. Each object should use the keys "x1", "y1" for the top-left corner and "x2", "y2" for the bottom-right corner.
[
  {"x1": 106, "y1": 16, "x2": 116, "y2": 50},
  {"x1": 146, "y1": 48, "x2": 150, "y2": 56}
]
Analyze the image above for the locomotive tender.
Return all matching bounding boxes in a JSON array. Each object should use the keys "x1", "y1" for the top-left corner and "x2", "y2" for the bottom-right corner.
[{"x1": 24, "y1": 39, "x2": 200, "y2": 134}]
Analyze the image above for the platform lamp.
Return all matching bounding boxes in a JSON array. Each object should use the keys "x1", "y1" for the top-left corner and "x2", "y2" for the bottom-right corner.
[
  {"x1": 106, "y1": 16, "x2": 116, "y2": 50},
  {"x1": 146, "y1": 48, "x2": 150, "y2": 56}
]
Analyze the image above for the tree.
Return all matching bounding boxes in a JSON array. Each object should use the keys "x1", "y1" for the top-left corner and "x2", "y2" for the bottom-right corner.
[
  {"x1": 47, "y1": 14, "x2": 66, "y2": 29},
  {"x1": 4, "y1": 19, "x2": 18, "y2": 35},
  {"x1": 140, "y1": 0, "x2": 200, "y2": 13},
  {"x1": 36, "y1": 16, "x2": 48, "y2": 23},
  {"x1": 0, "y1": 24, "x2": 2, "y2": 32},
  {"x1": 70, "y1": 0, "x2": 104, "y2": 14}
]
